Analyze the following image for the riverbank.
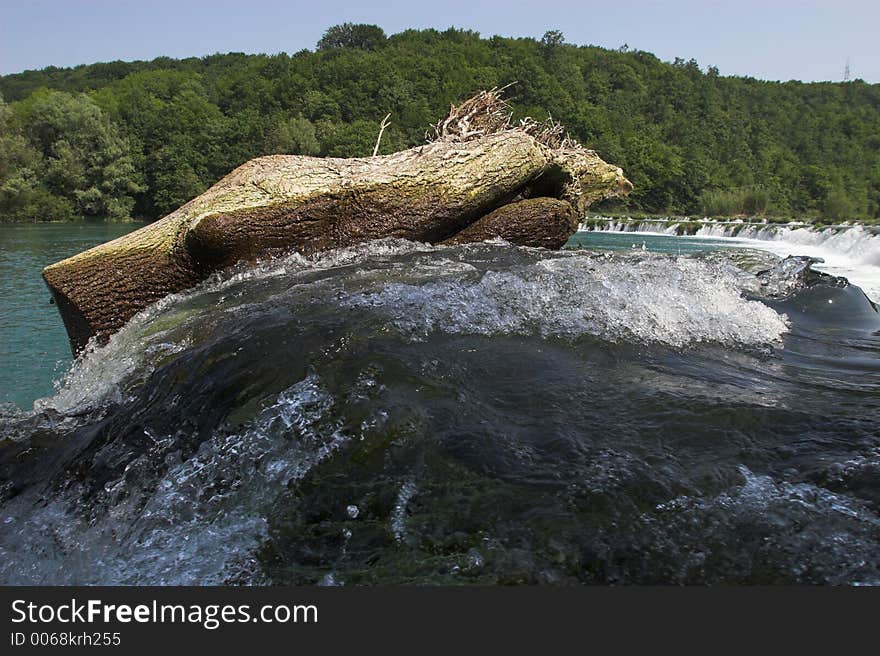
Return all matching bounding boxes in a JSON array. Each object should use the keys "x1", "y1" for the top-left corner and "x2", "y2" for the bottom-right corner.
[
  {"x1": 0, "y1": 217, "x2": 146, "y2": 224},
  {"x1": 5, "y1": 214, "x2": 880, "y2": 229}
]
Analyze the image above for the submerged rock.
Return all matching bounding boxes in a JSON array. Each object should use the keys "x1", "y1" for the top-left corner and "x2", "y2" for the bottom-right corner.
[
  {"x1": 43, "y1": 89, "x2": 631, "y2": 352},
  {"x1": 755, "y1": 255, "x2": 844, "y2": 299},
  {"x1": 6, "y1": 241, "x2": 880, "y2": 585}
]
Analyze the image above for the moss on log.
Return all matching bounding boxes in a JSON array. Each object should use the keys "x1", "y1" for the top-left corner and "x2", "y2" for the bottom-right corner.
[{"x1": 44, "y1": 90, "x2": 631, "y2": 353}]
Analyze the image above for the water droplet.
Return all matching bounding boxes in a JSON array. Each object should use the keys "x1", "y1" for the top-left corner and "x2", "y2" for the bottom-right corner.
[{"x1": 346, "y1": 504, "x2": 359, "y2": 519}]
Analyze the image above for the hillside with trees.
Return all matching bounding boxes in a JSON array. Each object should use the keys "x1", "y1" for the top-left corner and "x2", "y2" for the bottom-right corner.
[{"x1": 1, "y1": 25, "x2": 878, "y2": 223}]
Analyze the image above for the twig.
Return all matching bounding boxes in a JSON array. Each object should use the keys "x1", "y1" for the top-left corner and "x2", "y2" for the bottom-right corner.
[{"x1": 372, "y1": 113, "x2": 392, "y2": 156}]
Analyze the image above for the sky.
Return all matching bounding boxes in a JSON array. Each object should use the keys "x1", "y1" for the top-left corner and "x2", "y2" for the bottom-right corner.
[{"x1": 1, "y1": 0, "x2": 877, "y2": 82}]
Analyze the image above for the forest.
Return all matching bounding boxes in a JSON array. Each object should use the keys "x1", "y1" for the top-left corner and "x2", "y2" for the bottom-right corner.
[{"x1": 1, "y1": 24, "x2": 878, "y2": 223}]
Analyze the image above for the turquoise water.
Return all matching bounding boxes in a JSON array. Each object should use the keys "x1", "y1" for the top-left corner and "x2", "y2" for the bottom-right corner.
[
  {"x1": 567, "y1": 230, "x2": 733, "y2": 255},
  {"x1": 0, "y1": 222, "x2": 143, "y2": 408}
]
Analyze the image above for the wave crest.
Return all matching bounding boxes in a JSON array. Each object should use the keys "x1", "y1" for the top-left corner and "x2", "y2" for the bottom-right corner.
[{"x1": 344, "y1": 252, "x2": 789, "y2": 347}]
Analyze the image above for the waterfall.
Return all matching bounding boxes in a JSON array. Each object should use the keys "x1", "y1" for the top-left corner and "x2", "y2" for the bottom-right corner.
[
  {"x1": 577, "y1": 219, "x2": 880, "y2": 300},
  {"x1": 694, "y1": 224, "x2": 880, "y2": 267}
]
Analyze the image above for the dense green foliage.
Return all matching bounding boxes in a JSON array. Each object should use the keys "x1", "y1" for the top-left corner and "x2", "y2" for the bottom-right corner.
[
  {"x1": 1, "y1": 26, "x2": 878, "y2": 222},
  {"x1": 317, "y1": 23, "x2": 387, "y2": 51},
  {"x1": 0, "y1": 90, "x2": 143, "y2": 221}
]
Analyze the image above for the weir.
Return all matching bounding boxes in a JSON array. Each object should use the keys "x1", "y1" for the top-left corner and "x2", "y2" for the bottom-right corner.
[{"x1": 576, "y1": 219, "x2": 880, "y2": 301}]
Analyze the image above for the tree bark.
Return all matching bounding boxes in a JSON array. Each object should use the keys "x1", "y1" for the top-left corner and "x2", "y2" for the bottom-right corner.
[
  {"x1": 44, "y1": 109, "x2": 631, "y2": 353},
  {"x1": 442, "y1": 198, "x2": 578, "y2": 249}
]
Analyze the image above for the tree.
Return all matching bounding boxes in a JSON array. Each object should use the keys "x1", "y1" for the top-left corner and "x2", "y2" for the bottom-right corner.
[
  {"x1": 317, "y1": 23, "x2": 387, "y2": 51},
  {"x1": 316, "y1": 119, "x2": 380, "y2": 157},
  {"x1": 8, "y1": 90, "x2": 142, "y2": 219},
  {"x1": 540, "y1": 30, "x2": 565, "y2": 49},
  {"x1": 265, "y1": 116, "x2": 320, "y2": 155},
  {"x1": 2, "y1": 26, "x2": 879, "y2": 223},
  {"x1": 149, "y1": 141, "x2": 206, "y2": 216},
  {"x1": 0, "y1": 93, "x2": 68, "y2": 221}
]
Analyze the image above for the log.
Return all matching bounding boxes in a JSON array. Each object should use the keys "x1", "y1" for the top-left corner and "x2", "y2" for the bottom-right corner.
[
  {"x1": 441, "y1": 198, "x2": 578, "y2": 249},
  {"x1": 43, "y1": 91, "x2": 632, "y2": 352}
]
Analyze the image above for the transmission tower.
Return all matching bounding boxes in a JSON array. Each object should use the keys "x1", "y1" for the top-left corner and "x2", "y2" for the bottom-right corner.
[{"x1": 844, "y1": 57, "x2": 851, "y2": 82}]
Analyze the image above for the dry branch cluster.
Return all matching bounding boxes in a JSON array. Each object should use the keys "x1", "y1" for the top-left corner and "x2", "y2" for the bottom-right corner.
[{"x1": 429, "y1": 85, "x2": 580, "y2": 151}]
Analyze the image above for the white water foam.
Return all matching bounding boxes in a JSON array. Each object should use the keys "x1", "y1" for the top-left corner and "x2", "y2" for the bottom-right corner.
[
  {"x1": 32, "y1": 239, "x2": 441, "y2": 415},
  {"x1": 697, "y1": 225, "x2": 880, "y2": 301},
  {"x1": 583, "y1": 221, "x2": 880, "y2": 301},
  {"x1": 30, "y1": 239, "x2": 789, "y2": 418},
  {"x1": 344, "y1": 253, "x2": 789, "y2": 347}
]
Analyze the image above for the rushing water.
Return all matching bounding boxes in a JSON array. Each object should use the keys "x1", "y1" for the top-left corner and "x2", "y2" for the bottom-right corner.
[
  {"x1": 1, "y1": 224, "x2": 879, "y2": 584},
  {"x1": 576, "y1": 221, "x2": 880, "y2": 301}
]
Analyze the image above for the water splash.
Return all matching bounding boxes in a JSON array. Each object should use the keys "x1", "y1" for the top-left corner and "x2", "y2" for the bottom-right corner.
[
  {"x1": 0, "y1": 373, "x2": 351, "y2": 584},
  {"x1": 2, "y1": 238, "x2": 877, "y2": 585},
  {"x1": 344, "y1": 253, "x2": 789, "y2": 347},
  {"x1": 581, "y1": 220, "x2": 880, "y2": 300}
]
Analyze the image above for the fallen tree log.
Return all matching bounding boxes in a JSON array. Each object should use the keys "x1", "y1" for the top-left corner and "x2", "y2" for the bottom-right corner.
[{"x1": 44, "y1": 89, "x2": 632, "y2": 352}]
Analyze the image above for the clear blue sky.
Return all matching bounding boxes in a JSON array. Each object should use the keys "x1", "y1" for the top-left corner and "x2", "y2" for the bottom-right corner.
[{"x1": 1, "y1": 0, "x2": 877, "y2": 82}]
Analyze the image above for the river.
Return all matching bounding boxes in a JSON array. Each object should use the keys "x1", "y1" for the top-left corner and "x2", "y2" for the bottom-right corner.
[
  {"x1": 0, "y1": 222, "x2": 145, "y2": 407},
  {"x1": 0, "y1": 222, "x2": 878, "y2": 584}
]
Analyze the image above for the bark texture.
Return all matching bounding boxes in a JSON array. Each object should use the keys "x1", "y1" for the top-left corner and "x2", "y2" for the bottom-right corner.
[
  {"x1": 44, "y1": 93, "x2": 632, "y2": 353},
  {"x1": 442, "y1": 198, "x2": 578, "y2": 249}
]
